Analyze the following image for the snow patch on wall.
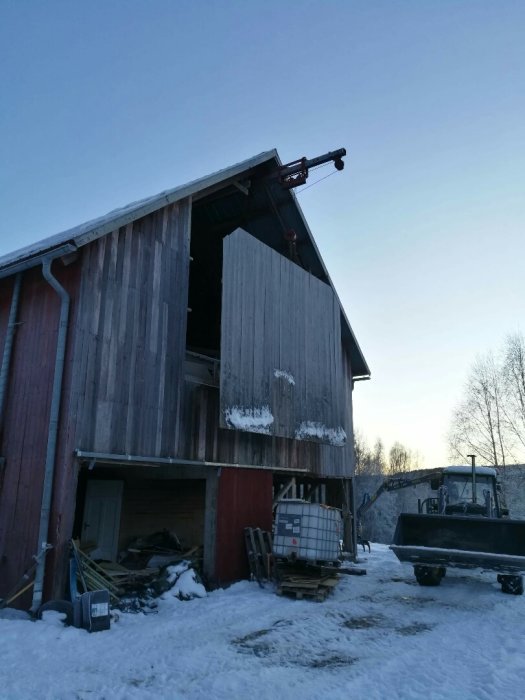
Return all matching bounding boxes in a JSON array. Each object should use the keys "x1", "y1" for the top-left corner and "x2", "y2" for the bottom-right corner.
[
  {"x1": 224, "y1": 405, "x2": 274, "y2": 434},
  {"x1": 295, "y1": 421, "x2": 347, "y2": 446},
  {"x1": 273, "y1": 369, "x2": 296, "y2": 385}
]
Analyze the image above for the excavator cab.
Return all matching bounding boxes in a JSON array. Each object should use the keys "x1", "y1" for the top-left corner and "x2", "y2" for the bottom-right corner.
[{"x1": 442, "y1": 467, "x2": 499, "y2": 517}]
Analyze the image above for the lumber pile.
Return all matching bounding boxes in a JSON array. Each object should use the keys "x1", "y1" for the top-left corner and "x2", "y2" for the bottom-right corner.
[
  {"x1": 71, "y1": 539, "x2": 202, "y2": 605},
  {"x1": 72, "y1": 540, "x2": 128, "y2": 602}
]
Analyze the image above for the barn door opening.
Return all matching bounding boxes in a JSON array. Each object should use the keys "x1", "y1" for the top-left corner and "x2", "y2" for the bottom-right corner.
[{"x1": 81, "y1": 480, "x2": 123, "y2": 561}]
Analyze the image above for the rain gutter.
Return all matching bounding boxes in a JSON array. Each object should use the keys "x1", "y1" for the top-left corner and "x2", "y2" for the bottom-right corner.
[
  {"x1": 0, "y1": 244, "x2": 76, "y2": 281},
  {"x1": 31, "y1": 255, "x2": 72, "y2": 611},
  {"x1": 0, "y1": 273, "x2": 22, "y2": 430},
  {"x1": 74, "y1": 450, "x2": 309, "y2": 474}
]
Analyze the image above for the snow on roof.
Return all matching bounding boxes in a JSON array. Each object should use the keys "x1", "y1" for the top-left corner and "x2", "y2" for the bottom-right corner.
[
  {"x1": 443, "y1": 465, "x2": 497, "y2": 476},
  {"x1": 0, "y1": 148, "x2": 370, "y2": 376},
  {"x1": 0, "y1": 150, "x2": 278, "y2": 275}
]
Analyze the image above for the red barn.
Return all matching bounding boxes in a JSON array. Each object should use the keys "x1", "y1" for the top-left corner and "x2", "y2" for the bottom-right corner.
[{"x1": 0, "y1": 150, "x2": 369, "y2": 609}]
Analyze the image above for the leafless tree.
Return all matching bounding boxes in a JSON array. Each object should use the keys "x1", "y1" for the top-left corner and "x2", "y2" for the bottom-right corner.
[
  {"x1": 389, "y1": 441, "x2": 412, "y2": 474},
  {"x1": 372, "y1": 438, "x2": 387, "y2": 474},
  {"x1": 502, "y1": 332, "x2": 525, "y2": 452},
  {"x1": 353, "y1": 430, "x2": 371, "y2": 475},
  {"x1": 355, "y1": 431, "x2": 422, "y2": 475},
  {"x1": 448, "y1": 352, "x2": 509, "y2": 466},
  {"x1": 354, "y1": 432, "x2": 387, "y2": 475}
]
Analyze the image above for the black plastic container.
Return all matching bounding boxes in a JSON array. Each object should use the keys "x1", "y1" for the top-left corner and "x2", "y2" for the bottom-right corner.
[{"x1": 79, "y1": 589, "x2": 111, "y2": 632}]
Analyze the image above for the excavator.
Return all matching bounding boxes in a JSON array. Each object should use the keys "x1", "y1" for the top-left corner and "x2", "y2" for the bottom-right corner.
[{"x1": 358, "y1": 464, "x2": 525, "y2": 595}]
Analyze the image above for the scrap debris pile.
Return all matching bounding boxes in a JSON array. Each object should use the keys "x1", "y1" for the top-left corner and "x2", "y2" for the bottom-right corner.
[{"x1": 72, "y1": 530, "x2": 205, "y2": 612}]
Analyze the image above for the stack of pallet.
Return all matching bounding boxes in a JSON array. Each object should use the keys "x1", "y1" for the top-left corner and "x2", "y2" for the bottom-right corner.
[{"x1": 275, "y1": 569, "x2": 339, "y2": 601}]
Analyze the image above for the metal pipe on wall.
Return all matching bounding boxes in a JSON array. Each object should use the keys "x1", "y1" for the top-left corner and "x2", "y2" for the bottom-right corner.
[
  {"x1": 0, "y1": 273, "x2": 22, "y2": 430},
  {"x1": 31, "y1": 258, "x2": 71, "y2": 611}
]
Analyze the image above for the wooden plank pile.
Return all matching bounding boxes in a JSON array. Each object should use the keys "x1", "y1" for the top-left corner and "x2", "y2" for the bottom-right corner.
[
  {"x1": 72, "y1": 540, "x2": 141, "y2": 602},
  {"x1": 71, "y1": 539, "x2": 204, "y2": 603},
  {"x1": 124, "y1": 544, "x2": 201, "y2": 570}
]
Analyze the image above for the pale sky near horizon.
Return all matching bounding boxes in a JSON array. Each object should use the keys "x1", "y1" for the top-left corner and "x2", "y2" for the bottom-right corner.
[{"x1": 1, "y1": 1, "x2": 524, "y2": 469}]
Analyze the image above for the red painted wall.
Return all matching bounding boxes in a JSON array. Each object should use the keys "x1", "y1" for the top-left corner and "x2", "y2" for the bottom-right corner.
[
  {"x1": 215, "y1": 468, "x2": 273, "y2": 583},
  {"x1": 0, "y1": 260, "x2": 80, "y2": 606}
]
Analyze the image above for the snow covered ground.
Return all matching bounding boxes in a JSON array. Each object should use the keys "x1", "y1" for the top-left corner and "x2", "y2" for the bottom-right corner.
[{"x1": 1, "y1": 544, "x2": 524, "y2": 700}]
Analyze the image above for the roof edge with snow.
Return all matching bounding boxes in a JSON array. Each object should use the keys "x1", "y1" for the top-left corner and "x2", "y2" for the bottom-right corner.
[
  {"x1": 0, "y1": 148, "x2": 370, "y2": 377},
  {"x1": 0, "y1": 150, "x2": 278, "y2": 277}
]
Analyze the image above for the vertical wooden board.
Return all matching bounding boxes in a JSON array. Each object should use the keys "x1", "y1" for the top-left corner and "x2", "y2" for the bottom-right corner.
[
  {"x1": 155, "y1": 301, "x2": 169, "y2": 454},
  {"x1": 149, "y1": 210, "x2": 165, "y2": 453},
  {"x1": 163, "y1": 198, "x2": 192, "y2": 455},
  {"x1": 73, "y1": 198, "x2": 191, "y2": 458},
  {"x1": 176, "y1": 380, "x2": 334, "y2": 473},
  {"x1": 0, "y1": 277, "x2": 14, "y2": 365},
  {"x1": 109, "y1": 226, "x2": 132, "y2": 449},
  {"x1": 123, "y1": 223, "x2": 143, "y2": 453},
  {"x1": 318, "y1": 346, "x2": 355, "y2": 477},
  {"x1": 220, "y1": 229, "x2": 346, "y2": 446}
]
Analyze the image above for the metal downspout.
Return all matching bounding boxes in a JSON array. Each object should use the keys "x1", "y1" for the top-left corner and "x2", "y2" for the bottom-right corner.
[
  {"x1": 31, "y1": 258, "x2": 71, "y2": 611},
  {"x1": 0, "y1": 273, "x2": 22, "y2": 430}
]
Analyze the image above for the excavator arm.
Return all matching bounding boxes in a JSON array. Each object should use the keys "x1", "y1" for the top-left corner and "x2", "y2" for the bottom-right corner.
[{"x1": 358, "y1": 469, "x2": 444, "y2": 519}]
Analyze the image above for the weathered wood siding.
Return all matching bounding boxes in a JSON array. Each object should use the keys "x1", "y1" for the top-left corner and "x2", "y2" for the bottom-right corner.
[
  {"x1": 180, "y1": 381, "x2": 320, "y2": 469},
  {"x1": 220, "y1": 229, "x2": 346, "y2": 446},
  {"x1": 318, "y1": 345, "x2": 355, "y2": 476},
  {"x1": 70, "y1": 199, "x2": 191, "y2": 457},
  {"x1": 179, "y1": 352, "x2": 354, "y2": 477}
]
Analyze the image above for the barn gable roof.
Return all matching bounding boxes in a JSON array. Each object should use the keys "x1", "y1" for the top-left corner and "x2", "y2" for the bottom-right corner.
[
  {"x1": 0, "y1": 150, "x2": 277, "y2": 275},
  {"x1": 0, "y1": 149, "x2": 370, "y2": 377}
]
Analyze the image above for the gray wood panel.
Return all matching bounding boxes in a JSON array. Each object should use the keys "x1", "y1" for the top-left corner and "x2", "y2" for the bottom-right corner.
[
  {"x1": 318, "y1": 346, "x2": 355, "y2": 477},
  {"x1": 220, "y1": 229, "x2": 346, "y2": 446},
  {"x1": 177, "y1": 360, "x2": 355, "y2": 478},
  {"x1": 179, "y1": 380, "x2": 320, "y2": 471},
  {"x1": 71, "y1": 199, "x2": 192, "y2": 456}
]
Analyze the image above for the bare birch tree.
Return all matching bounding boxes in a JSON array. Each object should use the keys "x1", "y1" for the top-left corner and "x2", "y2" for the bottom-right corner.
[
  {"x1": 353, "y1": 433, "x2": 388, "y2": 475},
  {"x1": 354, "y1": 430, "x2": 372, "y2": 475},
  {"x1": 388, "y1": 441, "x2": 412, "y2": 474},
  {"x1": 502, "y1": 332, "x2": 525, "y2": 452},
  {"x1": 448, "y1": 352, "x2": 509, "y2": 466},
  {"x1": 373, "y1": 438, "x2": 387, "y2": 474}
]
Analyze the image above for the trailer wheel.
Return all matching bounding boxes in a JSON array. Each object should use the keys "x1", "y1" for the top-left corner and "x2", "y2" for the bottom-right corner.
[
  {"x1": 499, "y1": 575, "x2": 523, "y2": 595},
  {"x1": 414, "y1": 565, "x2": 443, "y2": 587}
]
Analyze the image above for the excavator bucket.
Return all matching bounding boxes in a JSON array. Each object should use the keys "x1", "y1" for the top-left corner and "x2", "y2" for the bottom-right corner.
[{"x1": 391, "y1": 513, "x2": 525, "y2": 573}]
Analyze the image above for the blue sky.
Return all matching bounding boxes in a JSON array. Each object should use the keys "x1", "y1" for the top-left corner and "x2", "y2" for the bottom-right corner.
[{"x1": 1, "y1": 1, "x2": 524, "y2": 467}]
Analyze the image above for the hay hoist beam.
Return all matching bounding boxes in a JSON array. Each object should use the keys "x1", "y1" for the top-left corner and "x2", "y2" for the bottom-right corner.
[{"x1": 278, "y1": 148, "x2": 346, "y2": 190}]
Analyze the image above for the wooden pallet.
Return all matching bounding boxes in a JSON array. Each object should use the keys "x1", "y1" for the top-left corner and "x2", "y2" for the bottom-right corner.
[
  {"x1": 276, "y1": 572, "x2": 339, "y2": 601},
  {"x1": 244, "y1": 527, "x2": 273, "y2": 584}
]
